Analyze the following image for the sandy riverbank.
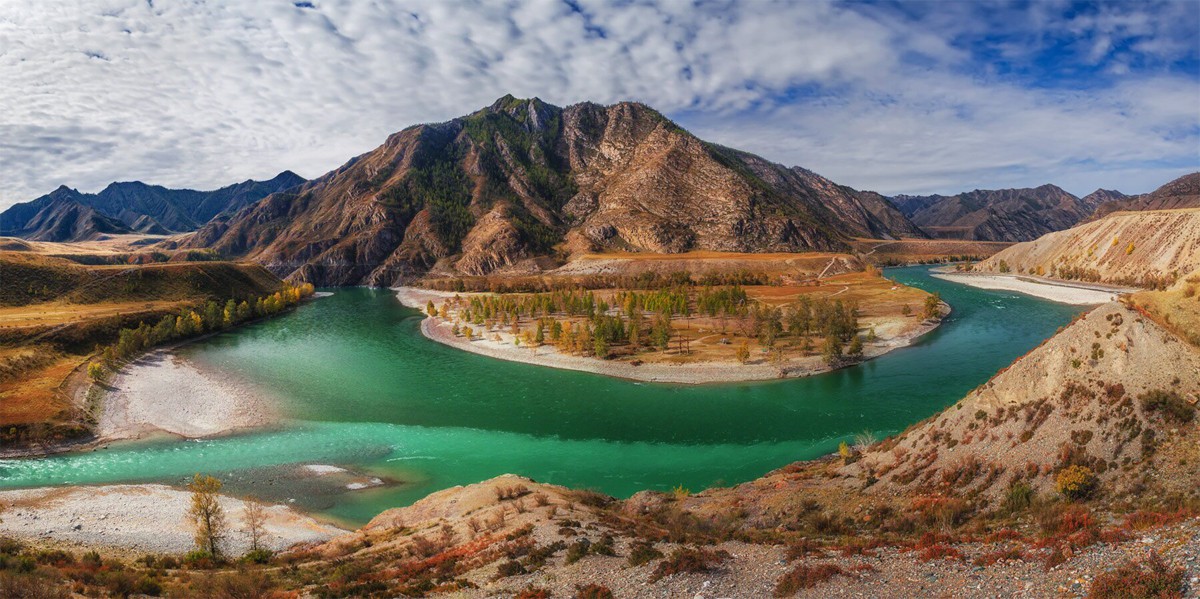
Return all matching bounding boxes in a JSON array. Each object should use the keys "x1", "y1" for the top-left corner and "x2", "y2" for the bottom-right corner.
[
  {"x1": 0, "y1": 485, "x2": 345, "y2": 555},
  {"x1": 97, "y1": 349, "x2": 277, "y2": 441},
  {"x1": 931, "y1": 272, "x2": 1124, "y2": 305},
  {"x1": 395, "y1": 287, "x2": 945, "y2": 384}
]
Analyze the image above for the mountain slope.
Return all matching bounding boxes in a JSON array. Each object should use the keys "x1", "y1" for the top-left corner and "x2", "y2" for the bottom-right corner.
[
  {"x1": 1088, "y1": 172, "x2": 1200, "y2": 221},
  {"x1": 0, "y1": 171, "x2": 304, "y2": 240},
  {"x1": 189, "y1": 96, "x2": 925, "y2": 286},
  {"x1": 0, "y1": 189, "x2": 131, "y2": 242},
  {"x1": 974, "y1": 181, "x2": 1200, "y2": 288},
  {"x1": 890, "y1": 185, "x2": 1096, "y2": 242},
  {"x1": 1080, "y1": 188, "x2": 1129, "y2": 212}
]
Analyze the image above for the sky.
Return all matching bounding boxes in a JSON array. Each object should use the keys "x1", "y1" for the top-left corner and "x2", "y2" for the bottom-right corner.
[{"x1": 0, "y1": 0, "x2": 1197, "y2": 210}]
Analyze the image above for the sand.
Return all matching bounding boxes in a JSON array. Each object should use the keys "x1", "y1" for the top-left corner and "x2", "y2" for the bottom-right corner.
[
  {"x1": 97, "y1": 349, "x2": 276, "y2": 441},
  {"x1": 0, "y1": 485, "x2": 345, "y2": 555},
  {"x1": 395, "y1": 287, "x2": 944, "y2": 384},
  {"x1": 931, "y1": 272, "x2": 1124, "y2": 305}
]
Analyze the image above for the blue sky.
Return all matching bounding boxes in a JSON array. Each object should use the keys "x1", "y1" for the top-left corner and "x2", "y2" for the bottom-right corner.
[{"x1": 0, "y1": 0, "x2": 1196, "y2": 210}]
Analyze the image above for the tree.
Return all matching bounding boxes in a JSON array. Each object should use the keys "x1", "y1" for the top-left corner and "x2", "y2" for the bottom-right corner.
[
  {"x1": 822, "y1": 336, "x2": 843, "y2": 367},
  {"x1": 87, "y1": 362, "x2": 105, "y2": 381},
  {"x1": 594, "y1": 335, "x2": 609, "y2": 359},
  {"x1": 242, "y1": 499, "x2": 269, "y2": 554},
  {"x1": 923, "y1": 293, "x2": 942, "y2": 320},
  {"x1": 189, "y1": 473, "x2": 227, "y2": 558},
  {"x1": 847, "y1": 335, "x2": 864, "y2": 360},
  {"x1": 901, "y1": 304, "x2": 912, "y2": 317},
  {"x1": 535, "y1": 321, "x2": 545, "y2": 345},
  {"x1": 735, "y1": 341, "x2": 751, "y2": 364},
  {"x1": 426, "y1": 301, "x2": 438, "y2": 317}
]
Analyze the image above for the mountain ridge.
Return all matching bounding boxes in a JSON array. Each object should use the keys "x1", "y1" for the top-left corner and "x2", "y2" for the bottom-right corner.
[
  {"x1": 0, "y1": 171, "x2": 304, "y2": 241},
  {"x1": 186, "y1": 95, "x2": 926, "y2": 286},
  {"x1": 890, "y1": 184, "x2": 1106, "y2": 242}
]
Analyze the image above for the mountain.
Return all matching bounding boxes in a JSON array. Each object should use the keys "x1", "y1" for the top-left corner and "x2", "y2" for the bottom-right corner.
[
  {"x1": 1088, "y1": 172, "x2": 1200, "y2": 221},
  {"x1": 975, "y1": 209, "x2": 1200, "y2": 288},
  {"x1": 188, "y1": 96, "x2": 925, "y2": 286},
  {"x1": 889, "y1": 184, "x2": 1097, "y2": 242},
  {"x1": 0, "y1": 188, "x2": 131, "y2": 242},
  {"x1": 0, "y1": 171, "x2": 305, "y2": 241},
  {"x1": 1080, "y1": 188, "x2": 1129, "y2": 211}
]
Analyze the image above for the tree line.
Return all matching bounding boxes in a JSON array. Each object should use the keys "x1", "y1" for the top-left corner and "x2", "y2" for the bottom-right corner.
[{"x1": 88, "y1": 283, "x2": 315, "y2": 380}]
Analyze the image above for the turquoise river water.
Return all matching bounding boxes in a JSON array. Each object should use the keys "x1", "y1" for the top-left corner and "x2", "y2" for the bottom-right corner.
[{"x1": 0, "y1": 267, "x2": 1082, "y2": 526}]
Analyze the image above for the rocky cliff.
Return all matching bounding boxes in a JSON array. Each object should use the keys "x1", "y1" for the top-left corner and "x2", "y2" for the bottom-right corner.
[{"x1": 188, "y1": 96, "x2": 925, "y2": 286}]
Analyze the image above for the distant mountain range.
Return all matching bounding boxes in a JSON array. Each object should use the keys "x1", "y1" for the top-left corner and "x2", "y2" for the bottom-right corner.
[
  {"x1": 0, "y1": 171, "x2": 304, "y2": 242},
  {"x1": 889, "y1": 184, "x2": 1129, "y2": 242},
  {"x1": 187, "y1": 95, "x2": 927, "y2": 286}
]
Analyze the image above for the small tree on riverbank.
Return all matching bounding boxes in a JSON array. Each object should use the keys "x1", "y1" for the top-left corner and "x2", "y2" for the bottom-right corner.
[
  {"x1": 188, "y1": 474, "x2": 227, "y2": 558},
  {"x1": 242, "y1": 498, "x2": 271, "y2": 561}
]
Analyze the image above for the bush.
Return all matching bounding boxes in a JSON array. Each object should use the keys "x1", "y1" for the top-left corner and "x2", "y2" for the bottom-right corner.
[
  {"x1": 1003, "y1": 481, "x2": 1035, "y2": 513},
  {"x1": 627, "y1": 541, "x2": 663, "y2": 567},
  {"x1": 517, "y1": 588, "x2": 551, "y2": 599},
  {"x1": 649, "y1": 547, "x2": 729, "y2": 582},
  {"x1": 1139, "y1": 390, "x2": 1194, "y2": 424},
  {"x1": 183, "y1": 550, "x2": 217, "y2": 569},
  {"x1": 774, "y1": 564, "x2": 845, "y2": 596},
  {"x1": 575, "y1": 583, "x2": 614, "y2": 599},
  {"x1": 241, "y1": 548, "x2": 273, "y2": 564},
  {"x1": 495, "y1": 560, "x2": 526, "y2": 578},
  {"x1": 1056, "y1": 465, "x2": 1097, "y2": 500},
  {"x1": 565, "y1": 539, "x2": 590, "y2": 565},
  {"x1": 1087, "y1": 553, "x2": 1184, "y2": 599}
]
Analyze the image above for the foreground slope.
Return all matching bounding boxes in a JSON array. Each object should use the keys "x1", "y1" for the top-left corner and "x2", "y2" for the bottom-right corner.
[
  {"x1": 973, "y1": 208, "x2": 1200, "y2": 288},
  {"x1": 188, "y1": 96, "x2": 924, "y2": 286}
]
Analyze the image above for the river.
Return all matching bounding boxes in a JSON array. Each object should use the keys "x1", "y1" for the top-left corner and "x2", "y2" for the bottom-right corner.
[{"x1": 0, "y1": 266, "x2": 1083, "y2": 526}]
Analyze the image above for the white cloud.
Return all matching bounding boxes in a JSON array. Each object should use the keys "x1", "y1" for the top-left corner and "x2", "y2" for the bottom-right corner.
[{"x1": 0, "y1": 0, "x2": 1195, "y2": 210}]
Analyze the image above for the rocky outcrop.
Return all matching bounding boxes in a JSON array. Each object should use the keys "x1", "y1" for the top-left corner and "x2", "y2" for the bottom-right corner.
[
  {"x1": 891, "y1": 184, "x2": 1097, "y2": 242},
  {"x1": 189, "y1": 96, "x2": 926, "y2": 286}
]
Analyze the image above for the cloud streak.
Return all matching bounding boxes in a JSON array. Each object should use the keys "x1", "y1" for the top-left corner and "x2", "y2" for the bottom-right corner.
[{"x1": 0, "y1": 0, "x2": 1196, "y2": 210}]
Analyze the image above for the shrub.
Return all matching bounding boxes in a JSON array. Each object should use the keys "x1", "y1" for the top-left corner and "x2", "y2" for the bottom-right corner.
[
  {"x1": 495, "y1": 560, "x2": 527, "y2": 578},
  {"x1": 242, "y1": 548, "x2": 273, "y2": 564},
  {"x1": 183, "y1": 550, "x2": 217, "y2": 569},
  {"x1": 1004, "y1": 481, "x2": 1035, "y2": 513},
  {"x1": 627, "y1": 541, "x2": 663, "y2": 567},
  {"x1": 918, "y1": 544, "x2": 963, "y2": 562},
  {"x1": 1139, "y1": 390, "x2": 1194, "y2": 424},
  {"x1": 564, "y1": 539, "x2": 591, "y2": 565},
  {"x1": 649, "y1": 547, "x2": 729, "y2": 582},
  {"x1": 575, "y1": 583, "x2": 614, "y2": 599},
  {"x1": 1087, "y1": 553, "x2": 1184, "y2": 599},
  {"x1": 774, "y1": 564, "x2": 845, "y2": 596},
  {"x1": 1056, "y1": 465, "x2": 1097, "y2": 500},
  {"x1": 517, "y1": 588, "x2": 551, "y2": 599}
]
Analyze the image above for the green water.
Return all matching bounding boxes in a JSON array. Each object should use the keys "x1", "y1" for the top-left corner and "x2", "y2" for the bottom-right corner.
[{"x1": 0, "y1": 267, "x2": 1082, "y2": 525}]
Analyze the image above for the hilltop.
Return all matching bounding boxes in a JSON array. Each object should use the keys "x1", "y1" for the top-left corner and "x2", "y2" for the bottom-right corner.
[
  {"x1": 1088, "y1": 172, "x2": 1200, "y2": 221},
  {"x1": 185, "y1": 96, "x2": 925, "y2": 286}
]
